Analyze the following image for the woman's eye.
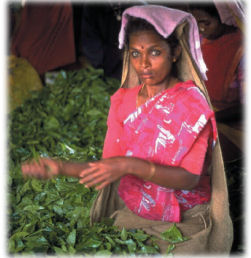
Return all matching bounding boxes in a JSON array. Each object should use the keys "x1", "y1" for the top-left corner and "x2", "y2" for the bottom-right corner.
[
  {"x1": 131, "y1": 51, "x2": 140, "y2": 58},
  {"x1": 200, "y1": 21, "x2": 210, "y2": 27},
  {"x1": 151, "y1": 49, "x2": 161, "y2": 56}
]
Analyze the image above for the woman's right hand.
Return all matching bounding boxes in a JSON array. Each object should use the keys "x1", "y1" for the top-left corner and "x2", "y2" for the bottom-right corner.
[{"x1": 21, "y1": 158, "x2": 62, "y2": 180}]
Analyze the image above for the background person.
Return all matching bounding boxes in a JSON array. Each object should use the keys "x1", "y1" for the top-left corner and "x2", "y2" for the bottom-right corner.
[
  {"x1": 188, "y1": 1, "x2": 244, "y2": 163},
  {"x1": 10, "y1": 1, "x2": 76, "y2": 82}
]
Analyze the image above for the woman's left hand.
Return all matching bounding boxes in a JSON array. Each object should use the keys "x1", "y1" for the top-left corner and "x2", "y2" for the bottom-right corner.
[{"x1": 79, "y1": 157, "x2": 127, "y2": 190}]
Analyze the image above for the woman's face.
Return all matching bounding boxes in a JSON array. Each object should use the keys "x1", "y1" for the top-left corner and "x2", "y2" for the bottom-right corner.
[
  {"x1": 191, "y1": 9, "x2": 223, "y2": 40},
  {"x1": 129, "y1": 30, "x2": 175, "y2": 87}
]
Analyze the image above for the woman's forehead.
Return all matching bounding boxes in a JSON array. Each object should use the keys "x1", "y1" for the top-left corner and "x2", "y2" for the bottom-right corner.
[
  {"x1": 129, "y1": 30, "x2": 166, "y2": 46},
  {"x1": 192, "y1": 9, "x2": 214, "y2": 20}
]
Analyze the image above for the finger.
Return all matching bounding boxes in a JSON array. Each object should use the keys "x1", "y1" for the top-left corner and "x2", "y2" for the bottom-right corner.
[
  {"x1": 22, "y1": 165, "x2": 33, "y2": 178},
  {"x1": 88, "y1": 162, "x2": 98, "y2": 167},
  {"x1": 95, "y1": 180, "x2": 110, "y2": 190},
  {"x1": 21, "y1": 164, "x2": 30, "y2": 174},
  {"x1": 79, "y1": 166, "x2": 99, "y2": 178},
  {"x1": 79, "y1": 169, "x2": 107, "y2": 185},
  {"x1": 29, "y1": 166, "x2": 44, "y2": 178},
  {"x1": 22, "y1": 163, "x2": 37, "y2": 176},
  {"x1": 22, "y1": 161, "x2": 46, "y2": 179},
  {"x1": 81, "y1": 173, "x2": 110, "y2": 188},
  {"x1": 79, "y1": 169, "x2": 109, "y2": 185}
]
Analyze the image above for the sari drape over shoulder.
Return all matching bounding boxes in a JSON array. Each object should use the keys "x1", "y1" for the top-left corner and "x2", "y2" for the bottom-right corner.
[{"x1": 103, "y1": 80, "x2": 217, "y2": 222}]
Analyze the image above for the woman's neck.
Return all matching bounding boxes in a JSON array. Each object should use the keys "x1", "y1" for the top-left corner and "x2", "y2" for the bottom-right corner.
[
  {"x1": 144, "y1": 77, "x2": 180, "y2": 98},
  {"x1": 210, "y1": 24, "x2": 237, "y2": 40},
  {"x1": 222, "y1": 24, "x2": 237, "y2": 35}
]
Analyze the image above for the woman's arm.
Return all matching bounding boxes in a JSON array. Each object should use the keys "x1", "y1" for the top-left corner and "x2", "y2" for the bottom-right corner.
[
  {"x1": 79, "y1": 124, "x2": 211, "y2": 190},
  {"x1": 21, "y1": 158, "x2": 90, "y2": 179},
  {"x1": 22, "y1": 123, "x2": 209, "y2": 190},
  {"x1": 128, "y1": 157, "x2": 200, "y2": 190},
  {"x1": 78, "y1": 156, "x2": 200, "y2": 191},
  {"x1": 21, "y1": 156, "x2": 199, "y2": 190}
]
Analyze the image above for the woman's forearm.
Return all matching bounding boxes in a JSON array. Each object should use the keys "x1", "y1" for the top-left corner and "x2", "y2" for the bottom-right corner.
[
  {"x1": 59, "y1": 161, "x2": 90, "y2": 178},
  {"x1": 122, "y1": 157, "x2": 200, "y2": 190},
  {"x1": 70, "y1": 156, "x2": 199, "y2": 190}
]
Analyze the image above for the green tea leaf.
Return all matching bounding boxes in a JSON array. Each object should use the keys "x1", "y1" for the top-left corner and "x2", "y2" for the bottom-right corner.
[
  {"x1": 139, "y1": 245, "x2": 159, "y2": 254},
  {"x1": 121, "y1": 227, "x2": 128, "y2": 241},
  {"x1": 132, "y1": 231, "x2": 148, "y2": 242},
  {"x1": 8, "y1": 239, "x2": 16, "y2": 253},
  {"x1": 10, "y1": 231, "x2": 30, "y2": 241},
  {"x1": 20, "y1": 180, "x2": 31, "y2": 195},
  {"x1": 95, "y1": 250, "x2": 112, "y2": 255},
  {"x1": 52, "y1": 205, "x2": 64, "y2": 216},
  {"x1": 31, "y1": 179, "x2": 43, "y2": 192},
  {"x1": 105, "y1": 235, "x2": 116, "y2": 247},
  {"x1": 84, "y1": 238, "x2": 102, "y2": 249},
  {"x1": 53, "y1": 246, "x2": 66, "y2": 254},
  {"x1": 166, "y1": 243, "x2": 175, "y2": 255},
  {"x1": 161, "y1": 224, "x2": 188, "y2": 244},
  {"x1": 25, "y1": 235, "x2": 49, "y2": 248},
  {"x1": 44, "y1": 116, "x2": 60, "y2": 130},
  {"x1": 86, "y1": 109, "x2": 102, "y2": 116},
  {"x1": 67, "y1": 229, "x2": 76, "y2": 246},
  {"x1": 23, "y1": 205, "x2": 45, "y2": 213},
  {"x1": 16, "y1": 239, "x2": 25, "y2": 252},
  {"x1": 125, "y1": 239, "x2": 136, "y2": 253}
]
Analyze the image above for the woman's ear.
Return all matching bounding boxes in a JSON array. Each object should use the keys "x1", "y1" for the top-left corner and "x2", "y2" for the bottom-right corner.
[{"x1": 172, "y1": 45, "x2": 182, "y2": 62}]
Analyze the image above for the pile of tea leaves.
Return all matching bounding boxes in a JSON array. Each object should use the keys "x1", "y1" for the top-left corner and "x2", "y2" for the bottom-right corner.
[{"x1": 8, "y1": 67, "x2": 187, "y2": 255}]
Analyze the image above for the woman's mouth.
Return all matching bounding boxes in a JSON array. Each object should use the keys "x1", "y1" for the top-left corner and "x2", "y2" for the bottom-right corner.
[{"x1": 140, "y1": 73, "x2": 153, "y2": 79}]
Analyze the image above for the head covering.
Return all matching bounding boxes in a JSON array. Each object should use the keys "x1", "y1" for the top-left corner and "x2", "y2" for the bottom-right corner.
[
  {"x1": 118, "y1": 4, "x2": 208, "y2": 85},
  {"x1": 214, "y1": 0, "x2": 245, "y2": 30}
]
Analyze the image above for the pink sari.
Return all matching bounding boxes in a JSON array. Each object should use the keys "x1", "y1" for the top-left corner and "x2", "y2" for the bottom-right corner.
[{"x1": 103, "y1": 81, "x2": 217, "y2": 222}]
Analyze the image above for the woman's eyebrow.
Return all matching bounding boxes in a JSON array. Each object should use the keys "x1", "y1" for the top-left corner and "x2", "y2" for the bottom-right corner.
[
  {"x1": 197, "y1": 18, "x2": 209, "y2": 23},
  {"x1": 129, "y1": 46, "x2": 139, "y2": 50},
  {"x1": 129, "y1": 44, "x2": 162, "y2": 50}
]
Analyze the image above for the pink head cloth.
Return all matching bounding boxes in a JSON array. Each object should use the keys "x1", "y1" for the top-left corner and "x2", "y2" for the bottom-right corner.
[
  {"x1": 214, "y1": 0, "x2": 245, "y2": 27},
  {"x1": 118, "y1": 5, "x2": 207, "y2": 80}
]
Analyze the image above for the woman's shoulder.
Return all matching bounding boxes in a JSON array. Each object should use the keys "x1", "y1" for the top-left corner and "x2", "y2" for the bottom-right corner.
[
  {"x1": 222, "y1": 28, "x2": 242, "y2": 43},
  {"x1": 175, "y1": 80, "x2": 202, "y2": 94},
  {"x1": 175, "y1": 80, "x2": 210, "y2": 107},
  {"x1": 202, "y1": 28, "x2": 242, "y2": 45},
  {"x1": 111, "y1": 85, "x2": 141, "y2": 101}
]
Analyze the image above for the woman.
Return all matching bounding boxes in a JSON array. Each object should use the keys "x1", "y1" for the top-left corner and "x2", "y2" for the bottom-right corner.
[
  {"x1": 189, "y1": 2, "x2": 244, "y2": 162},
  {"x1": 22, "y1": 5, "x2": 233, "y2": 254}
]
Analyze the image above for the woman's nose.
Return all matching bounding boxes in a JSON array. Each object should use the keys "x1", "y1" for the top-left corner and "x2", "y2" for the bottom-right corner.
[{"x1": 141, "y1": 55, "x2": 150, "y2": 68}]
